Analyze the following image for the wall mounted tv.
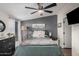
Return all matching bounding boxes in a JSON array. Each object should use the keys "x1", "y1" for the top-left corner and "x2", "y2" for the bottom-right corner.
[{"x1": 67, "y1": 7, "x2": 79, "y2": 25}]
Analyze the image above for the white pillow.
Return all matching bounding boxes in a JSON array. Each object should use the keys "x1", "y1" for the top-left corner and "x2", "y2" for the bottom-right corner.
[{"x1": 32, "y1": 31, "x2": 45, "y2": 38}]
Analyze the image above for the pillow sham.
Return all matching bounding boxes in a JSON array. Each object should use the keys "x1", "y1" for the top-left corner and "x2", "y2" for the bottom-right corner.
[{"x1": 32, "y1": 31, "x2": 45, "y2": 38}]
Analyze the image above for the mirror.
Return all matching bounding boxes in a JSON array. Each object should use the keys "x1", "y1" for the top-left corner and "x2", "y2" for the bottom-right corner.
[{"x1": 0, "y1": 20, "x2": 6, "y2": 32}]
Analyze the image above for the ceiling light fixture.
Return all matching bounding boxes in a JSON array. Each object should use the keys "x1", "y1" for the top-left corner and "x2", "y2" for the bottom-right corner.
[{"x1": 38, "y1": 10, "x2": 44, "y2": 15}]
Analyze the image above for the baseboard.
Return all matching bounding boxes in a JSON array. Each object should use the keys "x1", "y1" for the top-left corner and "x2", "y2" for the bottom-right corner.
[{"x1": 63, "y1": 48, "x2": 72, "y2": 49}]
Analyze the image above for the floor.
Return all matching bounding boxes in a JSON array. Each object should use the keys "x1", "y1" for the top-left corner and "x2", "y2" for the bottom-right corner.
[{"x1": 63, "y1": 48, "x2": 72, "y2": 56}]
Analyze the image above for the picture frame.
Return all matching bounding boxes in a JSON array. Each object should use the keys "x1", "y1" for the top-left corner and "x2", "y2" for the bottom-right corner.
[{"x1": 0, "y1": 20, "x2": 6, "y2": 32}]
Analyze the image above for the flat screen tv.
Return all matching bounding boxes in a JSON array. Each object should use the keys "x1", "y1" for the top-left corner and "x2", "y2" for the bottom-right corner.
[{"x1": 67, "y1": 7, "x2": 79, "y2": 25}]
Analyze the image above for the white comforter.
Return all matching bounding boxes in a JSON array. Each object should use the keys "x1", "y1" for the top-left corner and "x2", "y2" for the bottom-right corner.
[{"x1": 21, "y1": 38, "x2": 58, "y2": 45}]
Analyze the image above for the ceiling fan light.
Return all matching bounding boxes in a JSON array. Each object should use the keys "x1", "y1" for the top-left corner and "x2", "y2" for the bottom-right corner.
[{"x1": 38, "y1": 10, "x2": 44, "y2": 15}]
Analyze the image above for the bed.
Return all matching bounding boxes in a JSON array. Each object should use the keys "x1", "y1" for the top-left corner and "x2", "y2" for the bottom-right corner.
[
  {"x1": 14, "y1": 38, "x2": 63, "y2": 56},
  {"x1": 14, "y1": 27, "x2": 63, "y2": 56}
]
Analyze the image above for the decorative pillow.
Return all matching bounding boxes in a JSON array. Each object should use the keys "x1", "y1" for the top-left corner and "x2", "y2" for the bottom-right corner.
[{"x1": 32, "y1": 31, "x2": 45, "y2": 38}]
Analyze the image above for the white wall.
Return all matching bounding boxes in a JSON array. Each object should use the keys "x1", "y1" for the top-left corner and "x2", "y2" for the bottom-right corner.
[
  {"x1": 57, "y1": 4, "x2": 79, "y2": 48},
  {"x1": 72, "y1": 24, "x2": 79, "y2": 56},
  {"x1": 0, "y1": 11, "x2": 15, "y2": 37},
  {"x1": 15, "y1": 21, "x2": 21, "y2": 47},
  {"x1": 0, "y1": 11, "x2": 21, "y2": 47},
  {"x1": 63, "y1": 17, "x2": 72, "y2": 48}
]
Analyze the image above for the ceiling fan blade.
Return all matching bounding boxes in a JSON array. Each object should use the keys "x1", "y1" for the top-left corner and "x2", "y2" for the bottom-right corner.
[
  {"x1": 44, "y1": 3, "x2": 57, "y2": 9},
  {"x1": 31, "y1": 11, "x2": 38, "y2": 14},
  {"x1": 44, "y1": 10, "x2": 53, "y2": 13},
  {"x1": 25, "y1": 6, "x2": 37, "y2": 10}
]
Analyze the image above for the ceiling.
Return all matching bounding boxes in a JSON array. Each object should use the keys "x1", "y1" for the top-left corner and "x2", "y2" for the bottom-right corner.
[{"x1": 0, "y1": 3, "x2": 79, "y2": 21}]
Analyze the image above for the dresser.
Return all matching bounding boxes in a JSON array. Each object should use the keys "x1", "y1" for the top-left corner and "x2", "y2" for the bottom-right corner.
[{"x1": 0, "y1": 37, "x2": 15, "y2": 56}]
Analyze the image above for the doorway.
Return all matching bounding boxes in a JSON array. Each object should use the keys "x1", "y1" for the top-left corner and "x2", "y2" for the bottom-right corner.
[{"x1": 15, "y1": 21, "x2": 18, "y2": 41}]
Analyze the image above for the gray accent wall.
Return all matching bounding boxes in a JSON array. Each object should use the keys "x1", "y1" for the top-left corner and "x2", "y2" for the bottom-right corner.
[{"x1": 21, "y1": 15, "x2": 57, "y2": 37}]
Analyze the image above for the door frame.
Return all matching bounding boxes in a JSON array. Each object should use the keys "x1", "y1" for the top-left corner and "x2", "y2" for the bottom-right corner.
[{"x1": 63, "y1": 17, "x2": 72, "y2": 48}]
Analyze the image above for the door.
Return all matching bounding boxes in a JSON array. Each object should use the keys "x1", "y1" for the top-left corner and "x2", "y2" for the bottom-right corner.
[{"x1": 63, "y1": 17, "x2": 71, "y2": 48}]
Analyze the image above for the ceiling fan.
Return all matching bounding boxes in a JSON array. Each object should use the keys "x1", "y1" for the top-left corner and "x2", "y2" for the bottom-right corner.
[{"x1": 25, "y1": 3, "x2": 57, "y2": 15}]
